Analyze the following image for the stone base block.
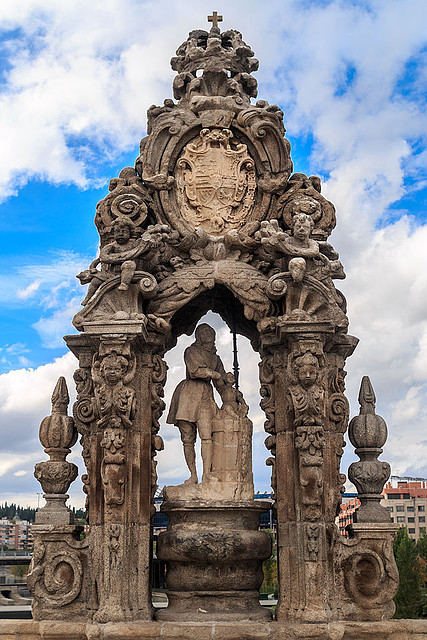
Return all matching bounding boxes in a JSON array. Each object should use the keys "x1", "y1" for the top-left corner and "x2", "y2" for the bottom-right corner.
[{"x1": 1, "y1": 619, "x2": 427, "y2": 639}]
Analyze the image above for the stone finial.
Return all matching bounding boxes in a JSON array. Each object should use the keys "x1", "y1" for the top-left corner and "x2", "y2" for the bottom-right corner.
[
  {"x1": 34, "y1": 377, "x2": 78, "y2": 524},
  {"x1": 348, "y1": 376, "x2": 391, "y2": 523}
]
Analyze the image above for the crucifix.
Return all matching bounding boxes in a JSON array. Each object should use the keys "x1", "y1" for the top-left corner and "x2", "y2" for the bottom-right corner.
[{"x1": 208, "y1": 11, "x2": 223, "y2": 29}]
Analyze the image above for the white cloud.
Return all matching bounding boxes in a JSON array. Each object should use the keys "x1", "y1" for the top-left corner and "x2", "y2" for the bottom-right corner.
[
  {"x1": 0, "y1": 453, "x2": 39, "y2": 478},
  {"x1": 5, "y1": 343, "x2": 29, "y2": 355},
  {"x1": 1, "y1": 0, "x2": 427, "y2": 495},
  {"x1": 0, "y1": 352, "x2": 83, "y2": 506},
  {"x1": 0, "y1": 351, "x2": 76, "y2": 420},
  {"x1": 32, "y1": 296, "x2": 81, "y2": 348},
  {"x1": 17, "y1": 279, "x2": 43, "y2": 300}
]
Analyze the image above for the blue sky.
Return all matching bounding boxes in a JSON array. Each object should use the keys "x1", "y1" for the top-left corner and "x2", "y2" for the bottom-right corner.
[{"x1": 0, "y1": 0, "x2": 427, "y2": 507}]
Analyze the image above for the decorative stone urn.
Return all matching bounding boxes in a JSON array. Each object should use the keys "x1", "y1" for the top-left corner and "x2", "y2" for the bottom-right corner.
[{"x1": 157, "y1": 499, "x2": 271, "y2": 621}]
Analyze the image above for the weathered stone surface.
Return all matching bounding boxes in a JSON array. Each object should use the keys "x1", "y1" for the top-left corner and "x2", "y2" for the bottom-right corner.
[
  {"x1": 34, "y1": 377, "x2": 78, "y2": 525},
  {"x1": 29, "y1": 15, "x2": 401, "y2": 628},
  {"x1": 157, "y1": 501, "x2": 271, "y2": 622},
  {"x1": 2, "y1": 620, "x2": 427, "y2": 639},
  {"x1": 166, "y1": 323, "x2": 253, "y2": 499},
  {"x1": 348, "y1": 376, "x2": 391, "y2": 523}
]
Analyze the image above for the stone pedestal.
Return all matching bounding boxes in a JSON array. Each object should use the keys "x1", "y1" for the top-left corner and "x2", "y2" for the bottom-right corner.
[
  {"x1": 2, "y1": 619, "x2": 427, "y2": 639},
  {"x1": 156, "y1": 499, "x2": 272, "y2": 622}
]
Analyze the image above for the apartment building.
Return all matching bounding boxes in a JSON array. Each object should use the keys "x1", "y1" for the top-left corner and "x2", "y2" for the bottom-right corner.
[
  {"x1": 0, "y1": 517, "x2": 34, "y2": 551},
  {"x1": 381, "y1": 478, "x2": 427, "y2": 540},
  {"x1": 337, "y1": 495, "x2": 360, "y2": 536}
]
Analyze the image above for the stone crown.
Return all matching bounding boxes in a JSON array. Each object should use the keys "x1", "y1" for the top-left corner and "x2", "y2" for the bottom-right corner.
[{"x1": 171, "y1": 27, "x2": 259, "y2": 76}]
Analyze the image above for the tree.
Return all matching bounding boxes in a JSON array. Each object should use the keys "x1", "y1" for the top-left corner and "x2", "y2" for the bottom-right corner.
[
  {"x1": 10, "y1": 564, "x2": 28, "y2": 579},
  {"x1": 393, "y1": 527, "x2": 423, "y2": 618},
  {"x1": 260, "y1": 530, "x2": 277, "y2": 596},
  {"x1": 417, "y1": 531, "x2": 427, "y2": 617}
]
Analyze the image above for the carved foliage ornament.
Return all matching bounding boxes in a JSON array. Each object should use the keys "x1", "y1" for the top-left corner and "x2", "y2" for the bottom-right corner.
[{"x1": 176, "y1": 128, "x2": 256, "y2": 234}]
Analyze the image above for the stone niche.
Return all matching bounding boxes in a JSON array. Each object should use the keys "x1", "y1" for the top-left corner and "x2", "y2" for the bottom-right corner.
[{"x1": 10, "y1": 14, "x2": 426, "y2": 640}]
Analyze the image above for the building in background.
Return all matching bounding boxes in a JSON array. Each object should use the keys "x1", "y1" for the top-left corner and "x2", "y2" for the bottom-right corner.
[
  {"x1": 0, "y1": 517, "x2": 33, "y2": 551},
  {"x1": 337, "y1": 494, "x2": 360, "y2": 536},
  {"x1": 337, "y1": 477, "x2": 427, "y2": 540},
  {"x1": 381, "y1": 477, "x2": 427, "y2": 540}
]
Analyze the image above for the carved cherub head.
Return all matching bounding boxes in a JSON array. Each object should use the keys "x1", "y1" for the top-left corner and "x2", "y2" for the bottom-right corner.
[
  {"x1": 100, "y1": 353, "x2": 128, "y2": 386},
  {"x1": 293, "y1": 352, "x2": 319, "y2": 389},
  {"x1": 112, "y1": 217, "x2": 135, "y2": 245},
  {"x1": 292, "y1": 212, "x2": 314, "y2": 243}
]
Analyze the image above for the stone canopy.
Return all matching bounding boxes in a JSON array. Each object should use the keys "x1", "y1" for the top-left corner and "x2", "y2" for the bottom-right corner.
[{"x1": 23, "y1": 17, "x2": 410, "y2": 639}]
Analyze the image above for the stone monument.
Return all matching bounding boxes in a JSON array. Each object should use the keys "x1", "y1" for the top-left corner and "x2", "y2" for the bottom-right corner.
[{"x1": 15, "y1": 13, "x2": 427, "y2": 640}]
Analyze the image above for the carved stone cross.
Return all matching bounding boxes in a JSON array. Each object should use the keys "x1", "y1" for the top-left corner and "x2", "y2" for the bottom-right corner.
[{"x1": 208, "y1": 11, "x2": 223, "y2": 29}]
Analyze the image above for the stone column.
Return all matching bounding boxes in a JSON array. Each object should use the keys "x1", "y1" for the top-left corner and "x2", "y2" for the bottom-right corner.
[
  {"x1": 263, "y1": 321, "x2": 357, "y2": 622},
  {"x1": 29, "y1": 377, "x2": 89, "y2": 621},
  {"x1": 65, "y1": 329, "x2": 162, "y2": 622}
]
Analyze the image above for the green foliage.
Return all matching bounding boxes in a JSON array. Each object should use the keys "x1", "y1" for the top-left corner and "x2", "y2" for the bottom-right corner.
[
  {"x1": 260, "y1": 529, "x2": 277, "y2": 596},
  {"x1": 417, "y1": 531, "x2": 427, "y2": 564},
  {"x1": 393, "y1": 527, "x2": 423, "y2": 619},
  {"x1": 0, "y1": 502, "x2": 36, "y2": 522},
  {"x1": 10, "y1": 564, "x2": 28, "y2": 578},
  {"x1": 0, "y1": 503, "x2": 87, "y2": 525}
]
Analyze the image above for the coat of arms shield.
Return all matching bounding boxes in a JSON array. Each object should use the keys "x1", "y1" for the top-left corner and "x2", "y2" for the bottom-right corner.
[{"x1": 176, "y1": 128, "x2": 256, "y2": 235}]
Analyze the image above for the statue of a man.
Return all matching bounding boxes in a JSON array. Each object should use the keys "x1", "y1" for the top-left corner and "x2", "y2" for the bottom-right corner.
[{"x1": 167, "y1": 323, "x2": 226, "y2": 484}]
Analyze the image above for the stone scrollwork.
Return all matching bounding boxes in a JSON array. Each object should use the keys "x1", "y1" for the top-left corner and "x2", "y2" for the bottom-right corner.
[
  {"x1": 72, "y1": 366, "x2": 95, "y2": 512},
  {"x1": 260, "y1": 354, "x2": 277, "y2": 498},
  {"x1": 95, "y1": 166, "x2": 152, "y2": 234},
  {"x1": 151, "y1": 355, "x2": 168, "y2": 435},
  {"x1": 343, "y1": 549, "x2": 399, "y2": 611},
  {"x1": 28, "y1": 542, "x2": 84, "y2": 609},
  {"x1": 259, "y1": 355, "x2": 275, "y2": 435}
]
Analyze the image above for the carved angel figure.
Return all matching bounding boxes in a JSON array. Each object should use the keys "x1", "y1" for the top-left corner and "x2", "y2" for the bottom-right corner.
[
  {"x1": 92, "y1": 352, "x2": 136, "y2": 429},
  {"x1": 288, "y1": 352, "x2": 324, "y2": 427},
  {"x1": 77, "y1": 219, "x2": 174, "y2": 305},
  {"x1": 256, "y1": 213, "x2": 322, "y2": 284}
]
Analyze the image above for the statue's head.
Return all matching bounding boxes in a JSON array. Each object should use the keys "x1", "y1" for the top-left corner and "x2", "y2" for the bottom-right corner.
[
  {"x1": 292, "y1": 212, "x2": 314, "y2": 241},
  {"x1": 100, "y1": 353, "x2": 128, "y2": 385},
  {"x1": 293, "y1": 352, "x2": 319, "y2": 389},
  {"x1": 195, "y1": 323, "x2": 216, "y2": 347},
  {"x1": 112, "y1": 217, "x2": 134, "y2": 244}
]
